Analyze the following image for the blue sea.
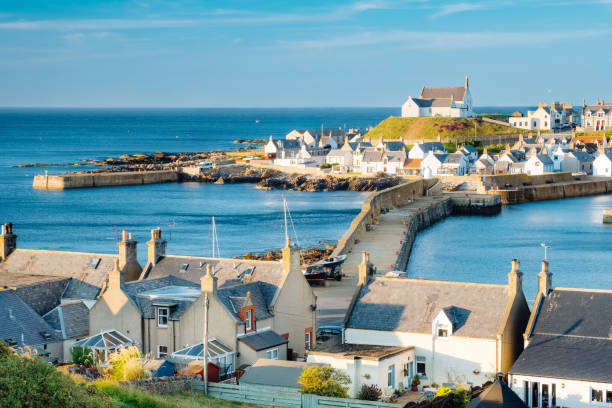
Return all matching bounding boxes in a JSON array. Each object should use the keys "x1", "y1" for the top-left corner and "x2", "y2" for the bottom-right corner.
[{"x1": 5, "y1": 104, "x2": 608, "y2": 292}]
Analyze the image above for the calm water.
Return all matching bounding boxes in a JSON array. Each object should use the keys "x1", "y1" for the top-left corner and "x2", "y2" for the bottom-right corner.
[{"x1": 406, "y1": 195, "x2": 612, "y2": 301}]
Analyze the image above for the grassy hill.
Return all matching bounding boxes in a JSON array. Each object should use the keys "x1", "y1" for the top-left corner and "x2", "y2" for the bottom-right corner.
[{"x1": 365, "y1": 116, "x2": 531, "y2": 141}]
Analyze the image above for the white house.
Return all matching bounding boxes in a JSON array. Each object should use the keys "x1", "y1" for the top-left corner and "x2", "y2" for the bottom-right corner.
[
  {"x1": 421, "y1": 152, "x2": 468, "y2": 176},
  {"x1": 326, "y1": 149, "x2": 354, "y2": 173},
  {"x1": 359, "y1": 149, "x2": 405, "y2": 175},
  {"x1": 401, "y1": 76, "x2": 474, "y2": 118},
  {"x1": 409, "y1": 142, "x2": 447, "y2": 159},
  {"x1": 310, "y1": 255, "x2": 530, "y2": 393},
  {"x1": 593, "y1": 152, "x2": 612, "y2": 177},
  {"x1": 525, "y1": 154, "x2": 554, "y2": 175},
  {"x1": 264, "y1": 136, "x2": 279, "y2": 159},
  {"x1": 509, "y1": 102, "x2": 574, "y2": 130},
  {"x1": 509, "y1": 261, "x2": 612, "y2": 408}
]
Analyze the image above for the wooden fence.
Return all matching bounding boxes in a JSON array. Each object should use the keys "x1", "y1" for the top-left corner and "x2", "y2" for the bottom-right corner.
[{"x1": 192, "y1": 381, "x2": 402, "y2": 408}]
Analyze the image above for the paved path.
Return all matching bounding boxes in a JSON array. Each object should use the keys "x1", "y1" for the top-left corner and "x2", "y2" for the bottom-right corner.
[{"x1": 314, "y1": 195, "x2": 449, "y2": 327}]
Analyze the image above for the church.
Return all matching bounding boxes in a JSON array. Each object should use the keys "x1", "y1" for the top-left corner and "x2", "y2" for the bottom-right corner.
[{"x1": 401, "y1": 76, "x2": 474, "y2": 118}]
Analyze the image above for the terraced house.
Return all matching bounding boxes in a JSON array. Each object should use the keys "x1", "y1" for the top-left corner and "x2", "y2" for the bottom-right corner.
[{"x1": 90, "y1": 228, "x2": 317, "y2": 373}]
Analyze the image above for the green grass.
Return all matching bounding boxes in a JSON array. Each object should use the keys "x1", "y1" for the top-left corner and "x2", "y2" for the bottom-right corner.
[
  {"x1": 365, "y1": 116, "x2": 532, "y2": 141},
  {"x1": 94, "y1": 380, "x2": 254, "y2": 408},
  {"x1": 577, "y1": 129, "x2": 612, "y2": 138}
]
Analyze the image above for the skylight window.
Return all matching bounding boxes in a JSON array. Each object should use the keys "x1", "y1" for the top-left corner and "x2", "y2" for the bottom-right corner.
[
  {"x1": 180, "y1": 263, "x2": 189, "y2": 272},
  {"x1": 88, "y1": 258, "x2": 101, "y2": 269}
]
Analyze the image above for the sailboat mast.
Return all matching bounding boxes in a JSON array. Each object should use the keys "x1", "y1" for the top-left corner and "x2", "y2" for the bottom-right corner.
[
  {"x1": 283, "y1": 196, "x2": 289, "y2": 243},
  {"x1": 212, "y1": 217, "x2": 216, "y2": 258}
]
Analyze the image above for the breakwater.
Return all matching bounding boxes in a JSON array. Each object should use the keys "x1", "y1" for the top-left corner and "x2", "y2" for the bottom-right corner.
[{"x1": 32, "y1": 170, "x2": 179, "y2": 190}]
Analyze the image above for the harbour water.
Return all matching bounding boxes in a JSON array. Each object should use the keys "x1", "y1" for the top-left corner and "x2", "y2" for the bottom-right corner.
[{"x1": 406, "y1": 194, "x2": 612, "y2": 301}]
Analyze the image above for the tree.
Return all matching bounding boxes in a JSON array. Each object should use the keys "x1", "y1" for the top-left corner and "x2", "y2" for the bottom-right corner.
[
  {"x1": 299, "y1": 366, "x2": 351, "y2": 398},
  {"x1": 71, "y1": 346, "x2": 94, "y2": 367},
  {"x1": 105, "y1": 346, "x2": 147, "y2": 381}
]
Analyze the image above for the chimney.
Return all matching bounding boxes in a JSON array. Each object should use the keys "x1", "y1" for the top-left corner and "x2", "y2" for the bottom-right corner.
[
  {"x1": 507, "y1": 259, "x2": 523, "y2": 299},
  {"x1": 109, "y1": 259, "x2": 122, "y2": 290},
  {"x1": 358, "y1": 251, "x2": 373, "y2": 286},
  {"x1": 281, "y1": 236, "x2": 300, "y2": 276},
  {"x1": 582, "y1": 99, "x2": 586, "y2": 108},
  {"x1": 465, "y1": 75, "x2": 469, "y2": 89},
  {"x1": 147, "y1": 227, "x2": 166, "y2": 266},
  {"x1": 538, "y1": 260, "x2": 552, "y2": 296},
  {"x1": 118, "y1": 230, "x2": 142, "y2": 282},
  {"x1": 201, "y1": 264, "x2": 217, "y2": 295},
  {"x1": 0, "y1": 223, "x2": 17, "y2": 262}
]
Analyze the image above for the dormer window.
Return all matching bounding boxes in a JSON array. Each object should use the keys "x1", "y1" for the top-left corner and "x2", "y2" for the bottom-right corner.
[
  {"x1": 157, "y1": 307, "x2": 169, "y2": 328},
  {"x1": 437, "y1": 328, "x2": 448, "y2": 337},
  {"x1": 180, "y1": 263, "x2": 189, "y2": 272},
  {"x1": 245, "y1": 309, "x2": 252, "y2": 331}
]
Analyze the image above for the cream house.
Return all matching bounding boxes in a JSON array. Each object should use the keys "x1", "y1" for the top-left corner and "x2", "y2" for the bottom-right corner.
[
  {"x1": 401, "y1": 76, "x2": 474, "y2": 118},
  {"x1": 581, "y1": 99, "x2": 612, "y2": 131},
  {"x1": 509, "y1": 102, "x2": 574, "y2": 130},
  {"x1": 314, "y1": 254, "x2": 530, "y2": 391},
  {"x1": 509, "y1": 261, "x2": 612, "y2": 408}
]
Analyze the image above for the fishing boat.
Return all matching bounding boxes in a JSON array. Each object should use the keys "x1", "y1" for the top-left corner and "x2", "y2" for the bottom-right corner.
[{"x1": 317, "y1": 254, "x2": 347, "y2": 268}]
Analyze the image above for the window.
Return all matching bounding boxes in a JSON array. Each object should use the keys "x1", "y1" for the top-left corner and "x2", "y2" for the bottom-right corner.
[
  {"x1": 266, "y1": 348, "x2": 278, "y2": 360},
  {"x1": 542, "y1": 384, "x2": 549, "y2": 408},
  {"x1": 180, "y1": 263, "x2": 189, "y2": 272},
  {"x1": 387, "y1": 364, "x2": 395, "y2": 388},
  {"x1": 523, "y1": 382, "x2": 529, "y2": 405},
  {"x1": 157, "y1": 307, "x2": 168, "y2": 327},
  {"x1": 305, "y1": 331, "x2": 311, "y2": 350},
  {"x1": 157, "y1": 345, "x2": 168, "y2": 358},
  {"x1": 607, "y1": 390, "x2": 612, "y2": 404},
  {"x1": 416, "y1": 356, "x2": 426, "y2": 376},
  {"x1": 437, "y1": 328, "x2": 448, "y2": 337},
  {"x1": 245, "y1": 309, "x2": 252, "y2": 331},
  {"x1": 592, "y1": 388, "x2": 603, "y2": 403},
  {"x1": 552, "y1": 384, "x2": 557, "y2": 407},
  {"x1": 531, "y1": 382, "x2": 539, "y2": 408}
]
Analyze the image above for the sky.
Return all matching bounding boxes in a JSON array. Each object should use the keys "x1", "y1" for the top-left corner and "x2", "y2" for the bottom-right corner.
[{"x1": 0, "y1": 0, "x2": 611, "y2": 107}]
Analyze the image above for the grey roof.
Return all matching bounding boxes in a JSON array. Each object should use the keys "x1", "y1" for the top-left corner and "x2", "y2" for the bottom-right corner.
[
  {"x1": 510, "y1": 334, "x2": 612, "y2": 383},
  {"x1": 414, "y1": 142, "x2": 446, "y2": 153},
  {"x1": 0, "y1": 249, "x2": 117, "y2": 288},
  {"x1": 42, "y1": 301, "x2": 89, "y2": 340},
  {"x1": 534, "y1": 155, "x2": 553, "y2": 165},
  {"x1": 433, "y1": 153, "x2": 448, "y2": 163},
  {"x1": 466, "y1": 380, "x2": 527, "y2": 408},
  {"x1": 362, "y1": 150, "x2": 383, "y2": 163},
  {"x1": 218, "y1": 281, "x2": 273, "y2": 322},
  {"x1": 430, "y1": 98, "x2": 454, "y2": 108},
  {"x1": 568, "y1": 150, "x2": 594, "y2": 162},
  {"x1": 0, "y1": 290, "x2": 60, "y2": 346},
  {"x1": 238, "y1": 329, "x2": 288, "y2": 351},
  {"x1": 276, "y1": 139, "x2": 301, "y2": 150},
  {"x1": 420, "y1": 85, "x2": 467, "y2": 101},
  {"x1": 240, "y1": 359, "x2": 319, "y2": 388},
  {"x1": 122, "y1": 275, "x2": 200, "y2": 320},
  {"x1": 345, "y1": 278, "x2": 509, "y2": 338},
  {"x1": 62, "y1": 278, "x2": 101, "y2": 300},
  {"x1": 411, "y1": 98, "x2": 433, "y2": 108},
  {"x1": 384, "y1": 141, "x2": 408, "y2": 152},
  {"x1": 12, "y1": 278, "x2": 69, "y2": 316},
  {"x1": 442, "y1": 153, "x2": 464, "y2": 165},
  {"x1": 142, "y1": 255, "x2": 284, "y2": 307},
  {"x1": 461, "y1": 145, "x2": 478, "y2": 153},
  {"x1": 297, "y1": 129, "x2": 345, "y2": 138}
]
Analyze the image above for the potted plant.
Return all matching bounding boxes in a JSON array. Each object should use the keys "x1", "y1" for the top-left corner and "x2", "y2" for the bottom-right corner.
[{"x1": 411, "y1": 374, "x2": 420, "y2": 392}]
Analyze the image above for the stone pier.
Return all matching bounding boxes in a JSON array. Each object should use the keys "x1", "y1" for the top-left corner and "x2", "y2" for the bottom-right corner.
[{"x1": 604, "y1": 209, "x2": 612, "y2": 224}]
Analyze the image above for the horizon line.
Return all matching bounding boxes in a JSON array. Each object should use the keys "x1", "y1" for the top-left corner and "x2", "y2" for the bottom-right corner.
[{"x1": 0, "y1": 105, "x2": 540, "y2": 109}]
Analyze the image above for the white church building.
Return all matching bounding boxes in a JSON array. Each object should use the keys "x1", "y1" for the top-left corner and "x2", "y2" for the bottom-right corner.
[{"x1": 401, "y1": 76, "x2": 474, "y2": 118}]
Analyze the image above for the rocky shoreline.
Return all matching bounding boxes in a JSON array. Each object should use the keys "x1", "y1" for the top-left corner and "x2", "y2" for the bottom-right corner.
[
  {"x1": 183, "y1": 164, "x2": 403, "y2": 192},
  {"x1": 238, "y1": 244, "x2": 335, "y2": 264}
]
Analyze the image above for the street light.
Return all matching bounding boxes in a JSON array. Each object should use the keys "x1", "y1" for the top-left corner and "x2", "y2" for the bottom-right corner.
[{"x1": 540, "y1": 243, "x2": 550, "y2": 261}]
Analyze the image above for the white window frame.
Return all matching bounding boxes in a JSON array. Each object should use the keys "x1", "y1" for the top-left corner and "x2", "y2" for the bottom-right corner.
[
  {"x1": 266, "y1": 348, "x2": 278, "y2": 360},
  {"x1": 157, "y1": 307, "x2": 169, "y2": 328},
  {"x1": 157, "y1": 345, "x2": 168, "y2": 359},
  {"x1": 305, "y1": 331, "x2": 312, "y2": 350},
  {"x1": 387, "y1": 364, "x2": 395, "y2": 388},
  {"x1": 245, "y1": 309, "x2": 252, "y2": 331}
]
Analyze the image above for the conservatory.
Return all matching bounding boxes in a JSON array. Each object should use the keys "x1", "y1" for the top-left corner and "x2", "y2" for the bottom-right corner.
[
  {"x1": 170, "y1": 338, "x2": 235, "y2": 380},
  {"x1": 71, "y1": 329, "x2": 136, "y2": 362}
]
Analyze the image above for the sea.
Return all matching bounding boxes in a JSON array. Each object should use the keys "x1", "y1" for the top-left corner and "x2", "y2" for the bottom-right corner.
[{"x1": 4, "y1": 106, "x2": 610, "y2": 295}]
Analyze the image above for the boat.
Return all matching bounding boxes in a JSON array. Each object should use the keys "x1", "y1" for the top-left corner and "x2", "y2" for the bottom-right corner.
[
  {"x1": 317, "y1": 254, "x2": 347, "y2": 268},
  {"x1": 302, "y1": 265, "x2": 327, "y2": 285}
]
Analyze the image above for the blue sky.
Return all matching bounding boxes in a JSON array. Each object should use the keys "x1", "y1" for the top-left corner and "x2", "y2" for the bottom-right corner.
[{"x1": 0, "y1": 0, "x2": 611, "y2": 107}]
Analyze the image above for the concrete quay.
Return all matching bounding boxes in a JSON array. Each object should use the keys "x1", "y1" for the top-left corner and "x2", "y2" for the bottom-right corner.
[
  {"x1": 314, "y1": 186, "x2": 500, "y2": 327},
  {"x1": 604, "y1": 209, "x2": 612, "y2": 224},
  {"x1": 33, "y1": 170, "x2": 179, "y2": 190}
]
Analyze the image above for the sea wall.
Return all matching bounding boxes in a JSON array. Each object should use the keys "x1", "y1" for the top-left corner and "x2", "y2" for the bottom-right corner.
[
  {"x1": 332, "y1": 179, "x2": 429, "y2": 257},
  {"x1": 33, "y1": 170, "x2": 179, "y2": 190},
  {"x1": 493, "y1": 179, "x2": 611, "y2": 204},
  {"x1": 392, "y1": 194, "x2": 501, "y2": 271},
  {"x1": 122, "y1": 375, "x2": 197, "y2": 394}
]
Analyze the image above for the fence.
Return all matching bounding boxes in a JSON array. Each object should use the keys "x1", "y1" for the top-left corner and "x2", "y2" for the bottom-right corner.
[{"x1": 192, "y1": 381, "x2": 402, "y2": 408}]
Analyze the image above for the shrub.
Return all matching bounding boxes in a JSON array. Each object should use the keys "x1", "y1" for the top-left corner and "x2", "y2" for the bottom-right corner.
[
  {"x1": 0, "y1": 340, "x2": 113, "y2": 408},
  {"x1": 105, "y1": 346, "x2": 147, "y2": 381},
  {"x1": 357, "y1": 384, "x2": 382, "y2": 401},
  {"x1": 299, "y1": 366, "x2": 351, "y2": 398},
  {"x1": 411, "y1": 374, "x2": 420, "y2": 386},
  {"x1": 434, "y1": 385, "x2": 453, "y2": 399},
  {"x1": 319, "y1": 163, "x2": 332, "y2": 169},
  {"x1": 71, "y1": 346, "x2": 95, "y2": 367}
]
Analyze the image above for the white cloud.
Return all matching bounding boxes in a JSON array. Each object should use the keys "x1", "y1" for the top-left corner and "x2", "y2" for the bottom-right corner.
[{"x1": 431, "y1": 2, "x2": 489, "y2": 18}]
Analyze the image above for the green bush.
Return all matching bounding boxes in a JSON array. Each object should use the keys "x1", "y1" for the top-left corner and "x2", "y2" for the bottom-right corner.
[
  {"x1": 71, "y1": 346, "x2": 95, "y2": 367},
  {"x1": 357, "y1": 384, "x2": 382, "y2": 401},
  {"x1": 319, "y1": 163, "x2": 332, "y2": 169},
  {"x1": 411, "y1": 374, "x2": 420, "y2": 386},
  {"x1": 0, "y1": 341, "x2": 113, "y2": 408},
  {"x1": 299, "y1": 366, "x2": 351, "y2": 398},
  {"x1": 105, "y1": 346, "x2": 147, "y2": 381}
]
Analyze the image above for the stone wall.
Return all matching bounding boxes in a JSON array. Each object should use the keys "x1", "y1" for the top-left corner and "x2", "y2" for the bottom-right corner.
[
  {"x1": 33, "y1": 170, "x2": 179, "y2": 190},
  {"x1": 493, "y1": 179, "x2": 611, "y2": 204},
  {"x1": 332, "y1": 179, "x2": 428, "y2": 257},
  {"x1": 122, "y1": 375, "x2": 198, "y2": 394}
]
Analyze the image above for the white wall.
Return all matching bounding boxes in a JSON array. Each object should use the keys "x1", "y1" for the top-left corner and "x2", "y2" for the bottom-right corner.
[
  {"x1": 593, "y1": 155, "x2": 612, "y2": 177},
  {"x1": 510, "y1": 374, "x2": 612, "y2": 408},
  {"x1": 345, "y1": 328, "x2": 498, "y2": 386}
]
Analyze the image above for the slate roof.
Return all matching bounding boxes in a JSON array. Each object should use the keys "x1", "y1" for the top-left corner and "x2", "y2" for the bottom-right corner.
[
  {"x1": 420, "y1": 86, "x2": 467, "y2": 101},
  {"x1": 362, "y1": 150, "x2": 383, "y2": 163},
  {"x1": 62, "y1": 278, "x2": 101, "y2": 300},
  {"x1": 122, "y1": 275, "x2": 200, "y2": 320},
  {"x1": 568, "y1": 150, "x2": 594, "y2": 162},
  {"x1": 13, "y1": 278, "x2": 69, "y2": 316},
  {"x1": 142, "y1": 255, "x2": 284, "y2": 307},
  {"x1": 239, "y1": 359, "x2": 317, "y2": 388},
  {"x1": 276, "y1": 139, "x2": 301, "y2": 150},
  {"x1": 414, "y1": 142, "x2": 446, "y2": 154},
  {"x1": 238, "y1": 329, "x2": 289, "y2": 351},
  {"x1": 0, "y1": 290, "x2": 60, "y2": 346},
  {"x1": 345, "y1": 278, "x2": 508, "y2": 339},
  {"x1": 510, "y1": 334, "x2": 612, "y2": 383},
  {"x1": 461, "y1": 145, "x2": 478, "y2": 153},
  {"x1": 218, "y1": 281, "x2": 273, "y2": 322},
  {"x1": 410, "y1": 98, "x2": 434, "y2": 108},
  {"x1": 466, "y1": 380, "x2": 527, "y2": 408},
  {"x1": 534, "y1": 155, "x2": 553, "y2": 165},
  {"x1": 431, "y1": 98, "x2": 454, "y2": 108},
  {"x1": 42, "y1": 301, "x2": 89, "y2": 340},
  {"x1": 441, "y1": 153, "x2": 464, "y2": 165},
  {"x1": 384, "y1": 141, "x2": 408, "y2": 152},
  {"x1": 0, "y1": 249, "x2": 117, "y2": 288}
]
